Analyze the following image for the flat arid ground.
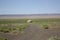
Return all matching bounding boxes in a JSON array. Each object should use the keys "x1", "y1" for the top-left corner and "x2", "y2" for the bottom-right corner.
[
  {"x1": 0, "y1": 14, "x2": 60, "y2": 40},
  {"x1": 0, "y1": 24, "x2": 60, "y2": 40}
]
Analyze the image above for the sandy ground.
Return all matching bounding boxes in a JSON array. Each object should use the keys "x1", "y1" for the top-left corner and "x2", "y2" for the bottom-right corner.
[
  {"x1": 0, "y1": 14, "x2": 60, "y2": 40},
  {"x1": 0, "y1": 24, "x2": 60, "y2": 40}
]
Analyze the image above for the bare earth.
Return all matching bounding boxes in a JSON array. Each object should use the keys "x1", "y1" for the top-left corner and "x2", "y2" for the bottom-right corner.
[
  {"x1": 0, "y1": 14, "x2": 60, "y2": 40},
  {"x1": 0, "y1": 24, "x2": 60, "y2": 40}
]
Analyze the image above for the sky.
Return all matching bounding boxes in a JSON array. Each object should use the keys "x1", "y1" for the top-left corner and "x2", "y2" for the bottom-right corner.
[{"x1": 0, "y1": 0, "x2": 60, "y2": 15}]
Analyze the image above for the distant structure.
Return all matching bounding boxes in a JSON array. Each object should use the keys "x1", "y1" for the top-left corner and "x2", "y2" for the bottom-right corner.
[{"x1": 27, "y1": 20, "x2": 32, "y2": 23}]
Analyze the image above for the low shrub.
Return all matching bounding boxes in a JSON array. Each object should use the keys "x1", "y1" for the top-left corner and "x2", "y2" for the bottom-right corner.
[
  {"x1": 17, "y1": 24, "x2": 27, "y2": 31},
  {"x1": 0, "y1": 38, "x2": 7, "y2": 40},
  {"x1": 42, "y1": 24, "x2": 49, "y2": 29},
  {"x1": 4, "y1": 38, "x2": 7, "y2": 40},
  {"x1": 0, "y1": 27, "x2": 10, "y2": 33},
  {"x1": 48, "y1": 36, "x2": 59, "y2": 40}
]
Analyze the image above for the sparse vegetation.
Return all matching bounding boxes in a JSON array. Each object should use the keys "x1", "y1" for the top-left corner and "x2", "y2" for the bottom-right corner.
[
  {"x1": 48, "y1": 35, "x2": 60, "y2": 40},
  {"x1": 32, "y1": 18, "x2": 60, "y2": 29},
  {"x1": 42, "y1": 24, "x2": 49, "y2": 29},
  {"x1": 0, "y1": 18, "x2": 60, "y2": 33},
  {"x1": 0, "y1": 18, "x2": 60, "y2": 40},
  {"x1": 0, "y1": 38, "x2": 7, "y2": 40},
  {"x1": 17, "y1": 23, "x2": 28, "y2": 31},
  {"x1": 0, "y1": 23, "x2": 28, "y2": 33}
]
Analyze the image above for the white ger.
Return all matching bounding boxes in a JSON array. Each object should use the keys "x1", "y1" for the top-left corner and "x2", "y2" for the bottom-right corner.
[{"x1": 27, "y1": 20, "x2": 32, "y2": 23}]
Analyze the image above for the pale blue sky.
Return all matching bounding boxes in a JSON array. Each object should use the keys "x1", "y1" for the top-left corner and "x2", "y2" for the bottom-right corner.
[{"x1": 0, "y1": 0, "x2": 60, "y2": 15}]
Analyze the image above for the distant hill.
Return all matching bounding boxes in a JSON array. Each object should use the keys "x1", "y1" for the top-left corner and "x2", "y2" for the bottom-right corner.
[
  {"x1": 0, "y1": 14, "x2": 60, "y2": 16},
  {"x1": 0, "y1": 14, "x2": 60, "y2": 19}
]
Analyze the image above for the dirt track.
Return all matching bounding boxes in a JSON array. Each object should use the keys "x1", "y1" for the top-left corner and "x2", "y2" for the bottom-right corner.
[{"x1": 0, "y1": 24, "x2": 60, "y2": 40}]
